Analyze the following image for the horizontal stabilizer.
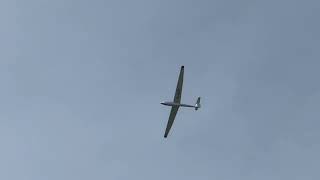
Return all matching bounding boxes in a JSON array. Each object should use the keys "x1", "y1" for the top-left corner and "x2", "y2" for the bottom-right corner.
[{"x1": 195, "y1": 97, "x2": 201, "y2": 110}]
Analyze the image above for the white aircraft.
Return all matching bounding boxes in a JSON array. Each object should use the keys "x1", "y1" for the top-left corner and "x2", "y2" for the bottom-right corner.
[{"x1": 161, "y1": 66, "x2": 201, "y2": 138}]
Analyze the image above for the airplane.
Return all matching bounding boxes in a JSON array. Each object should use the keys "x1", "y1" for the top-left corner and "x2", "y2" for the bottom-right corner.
[{"x1": 161, "y1": 65, "x2": 201, "y2": 138}]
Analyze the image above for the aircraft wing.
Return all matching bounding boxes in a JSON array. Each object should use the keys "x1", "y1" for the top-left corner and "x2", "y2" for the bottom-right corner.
[
  {"x1": 173, "y1": 66, "x2": 184, "y2": 103},
  {"x1": 164, "y1": 106, "x2": 179, "y2": 138},
  {"x1": 163, "y1": 66, "x2": 184, "y2": 138}
]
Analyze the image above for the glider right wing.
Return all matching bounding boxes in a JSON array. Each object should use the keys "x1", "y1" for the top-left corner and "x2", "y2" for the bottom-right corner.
[{"x1": 164, "y1": 106, "x2": 179, "y2": 138}]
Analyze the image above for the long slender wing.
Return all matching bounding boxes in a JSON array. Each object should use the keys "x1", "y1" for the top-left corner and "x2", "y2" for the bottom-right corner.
[
  {"x1": 164, "y1": 106, "x2": 179, "y2": 138},
  {"x1": 163, "y1": 66, "x2": 184, "y2": 138},
  {"x1": 173, "y1": 66, "x2": 184, "y2": 103}
]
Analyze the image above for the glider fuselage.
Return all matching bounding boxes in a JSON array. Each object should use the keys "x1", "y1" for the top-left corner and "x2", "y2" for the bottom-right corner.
[{"x1": 160, "y1": 101, "x2": 195, "y2": 108}]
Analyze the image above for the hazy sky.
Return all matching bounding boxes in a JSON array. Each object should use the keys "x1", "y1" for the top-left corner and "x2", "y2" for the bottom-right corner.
[{"x1": 1, "y1": 0, "x2": 320, "y2": 179}]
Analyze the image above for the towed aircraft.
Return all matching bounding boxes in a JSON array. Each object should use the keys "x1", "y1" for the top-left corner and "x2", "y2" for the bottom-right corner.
[{"x1": 161, "y1": 66, "x2": 201, "y2": 138}]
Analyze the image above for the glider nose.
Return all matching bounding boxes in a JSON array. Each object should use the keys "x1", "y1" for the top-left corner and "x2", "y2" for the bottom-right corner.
[{"x1": 160, "y1": 101, "x2": 167, "y2": 105}]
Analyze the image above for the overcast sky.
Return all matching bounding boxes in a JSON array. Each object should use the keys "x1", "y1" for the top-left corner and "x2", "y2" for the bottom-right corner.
[{"x1": 1, "y1": 0, "x2": 320, "y2": 179}]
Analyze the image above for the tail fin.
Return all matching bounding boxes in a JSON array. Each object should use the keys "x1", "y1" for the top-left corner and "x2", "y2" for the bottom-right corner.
[{"x1": 195, "y1": 97, "x2": 201, "y2": 110}]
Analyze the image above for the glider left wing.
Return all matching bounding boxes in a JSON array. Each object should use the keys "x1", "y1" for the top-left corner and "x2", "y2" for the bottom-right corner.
[{"x1": 173, "y1": 66, "x2": 184, "y2": 103}]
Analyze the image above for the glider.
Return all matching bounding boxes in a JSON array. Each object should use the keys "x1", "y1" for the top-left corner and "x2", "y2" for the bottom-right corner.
[{"x1": 161, "y1": 66, "x2": 201, "y2": 138}]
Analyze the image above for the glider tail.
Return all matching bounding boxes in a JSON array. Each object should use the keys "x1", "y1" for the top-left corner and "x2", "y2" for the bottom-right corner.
[{"x1": 195, "y1": 97, "x2": 201, "y2": 110}]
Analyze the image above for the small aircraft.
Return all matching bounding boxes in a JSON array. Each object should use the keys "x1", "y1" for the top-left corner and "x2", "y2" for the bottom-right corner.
[{"x1": 161, "y1": 66, "x2": 201, "y2": 138}]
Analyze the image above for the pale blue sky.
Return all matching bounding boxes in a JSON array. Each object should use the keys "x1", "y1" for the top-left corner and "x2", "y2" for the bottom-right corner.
[{"x1": 1, "y1": 0, "x2": 320, "y2": 179}]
